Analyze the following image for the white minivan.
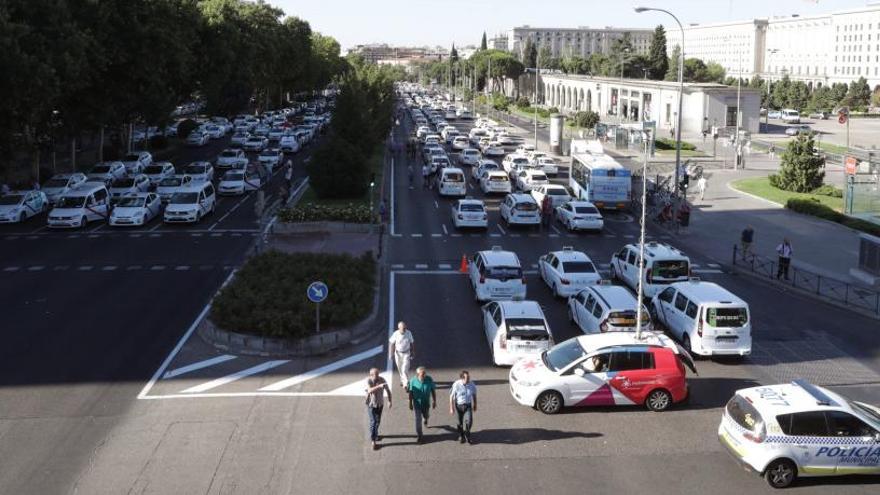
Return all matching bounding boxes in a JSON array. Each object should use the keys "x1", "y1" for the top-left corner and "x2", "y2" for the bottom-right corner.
[
  {"x1": 651, "y1": 280, "x2": 751, "y2": 357},
  {"x1": 780, "y1": 109, "x2": 800, "y2": 124},
  {"x1": 610, "y1": 242, "x2": 691, "y2": 298},
  {"x1": 47, "y1": 183, "x2": 111, "y2": 228},
  {"x1": 163, "y1": 182, "x2": 216, "y2": 224},
  {"x1": 438, "y1": 167, "x2": 466, "y2": 197}
]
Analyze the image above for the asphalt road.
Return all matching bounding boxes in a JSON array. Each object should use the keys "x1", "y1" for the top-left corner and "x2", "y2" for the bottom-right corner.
[{"x1": 3, "y1": 105, "x2": 880, "y2": 494}]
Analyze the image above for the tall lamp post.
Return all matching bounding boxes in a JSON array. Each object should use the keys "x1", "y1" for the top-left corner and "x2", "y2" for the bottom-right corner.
[
  {"x1": 635, "y1": 6, "x2": 684, "y2": 199},
  {"x1": 765, "y1": 48, "x2": 780, "y2": 131},
  {"x1": 528, "y1": 65, "x2": 540, "y2": 150}
]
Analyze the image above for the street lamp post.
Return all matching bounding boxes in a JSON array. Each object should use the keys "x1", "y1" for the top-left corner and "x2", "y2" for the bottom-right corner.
[
  {"x1": 635, "y1": 6, "x2": 685, "y2": 200},
  {"x1": 765, "y1": 49, "x2": 780, "y2": 131}
]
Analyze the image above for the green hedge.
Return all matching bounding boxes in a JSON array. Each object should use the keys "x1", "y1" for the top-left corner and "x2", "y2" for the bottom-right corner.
[
  {"x1": 655, "y1": 138, "x2": 697, "y2": 151},
  {"x1": 278, "y1": 203, "x2": 372, "y2": 223},
  {"x1": 811, "y1": 184, "x2": 843, "y2": 198},
  {"x1": 786, "y1": 198, "x2": 880, "y2": 236},
  {"x1": 210, "y1": 251, "x2": 376, "y2": 338}
]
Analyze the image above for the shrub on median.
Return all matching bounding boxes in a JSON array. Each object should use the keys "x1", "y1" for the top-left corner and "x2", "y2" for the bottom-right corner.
[
  {"x1": 278, "y1": 202, "x2": 372, "y2": 224},
  {"x1": 785, "y1": 198, "x2": 880, "y2": 236},
  {"x1": 210, "y1": 251, "x2": 376, "y2": 339}
]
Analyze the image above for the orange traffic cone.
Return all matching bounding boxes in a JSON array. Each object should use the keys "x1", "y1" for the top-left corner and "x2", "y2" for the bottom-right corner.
[{"x1": 459, "y1": 255, "x2": 468, "y2": 273}]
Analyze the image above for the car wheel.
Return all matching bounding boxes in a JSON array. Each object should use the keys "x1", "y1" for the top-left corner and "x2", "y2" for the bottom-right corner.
[
  {"x1": 19, "y1": 212, "x2": 26, "y2": 223},
  {"x1": 610, "y1": 265, "x2": 618, "y2": 281},
  {"x1": 536, "y1": 391, "x2": 563, "y2": 415},
  {"x1": 764, "y1": 459, "x2": 797, "y2": 489},
  {"x1": 80, "y1": 216, "x2": 88, "y2": 229},
  {"x1": 683, "y1": 334, "x2": 695, "y2": 356},
  {"x1": 645, "y1": 389, "x2": 672, "y2": 412},
  {"x1": 196, "y1": 212, "x2": 202, "y2": 222}
]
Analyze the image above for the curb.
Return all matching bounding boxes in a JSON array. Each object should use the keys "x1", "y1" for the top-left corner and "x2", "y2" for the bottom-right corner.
[{"x1": 197, "y1": 264, "x2": 385, "y2": 357}]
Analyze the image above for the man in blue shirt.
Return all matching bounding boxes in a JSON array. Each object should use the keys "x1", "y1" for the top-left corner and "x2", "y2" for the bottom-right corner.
[{"x1": 449, "y1": 370, "x2": 477, "y2": 444}]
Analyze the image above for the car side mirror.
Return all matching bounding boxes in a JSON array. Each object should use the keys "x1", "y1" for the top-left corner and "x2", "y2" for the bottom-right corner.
[{"x1": 573, "y1": 367, "x2": 585, "y2": 377}]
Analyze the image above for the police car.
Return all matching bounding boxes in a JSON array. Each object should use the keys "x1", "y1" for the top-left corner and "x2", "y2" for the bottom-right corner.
[{"x1": 718, "y1": 380, "x2": 880, "y2": 488}]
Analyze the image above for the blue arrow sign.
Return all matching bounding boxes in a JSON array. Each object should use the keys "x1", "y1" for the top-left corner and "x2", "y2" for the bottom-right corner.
[{"x1": 307, "y1": 281, "x2": 328, "y2": 303}]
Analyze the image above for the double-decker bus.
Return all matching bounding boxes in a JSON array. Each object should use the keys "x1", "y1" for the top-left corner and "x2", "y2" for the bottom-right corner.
[{"x1": 568, "y1": 140, "x2": 632, "y2": 210}]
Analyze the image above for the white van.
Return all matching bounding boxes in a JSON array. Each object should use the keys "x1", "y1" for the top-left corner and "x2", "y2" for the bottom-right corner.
[
  {"x1": 47, "y1": 183, "x2": 111, "y2": 228},
  {"x1": 163, "y1": 182, "x2": 216, "y2": 223},
  {"x1": 651, "y1": 280, "x2": 751, "y2": 357},
  {"x1": 781, "y1": 109, "x2": 800, "y2": 124},
  {"x1": 438, "y1": 167, "x2": 466, "y2": 197},
  {"x1": 610, "y1": 242, "x2": 691, "y2": 298}
]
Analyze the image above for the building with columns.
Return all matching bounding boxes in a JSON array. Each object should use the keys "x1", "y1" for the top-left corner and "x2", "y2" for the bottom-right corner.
[
  {"x1": 505, "y1": 26, "x2": 652, "y2": 60},
  {"x1": 536, "y1": 74, "x2": 762, "y2": 135}
]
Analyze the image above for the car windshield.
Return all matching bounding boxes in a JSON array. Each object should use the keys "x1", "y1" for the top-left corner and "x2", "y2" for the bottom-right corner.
[
  {"x1": 505, "y1": 318, "x2": 549, "y2": 339},
  {"x1": 515, "y1": 202, "x2": 537, "y2": 211},
  {"x1": 159, "y1": 178, "x2": 182, "y2": 187},
  {"x1": 170, "y1": 192, "x2": 198, "y2": 204},
  {"x1": 124, "y1": 154, "x2": 139, "y2": 161},
  {"x1": 531, "y1": 173, "x2": 548, "y2": 181},
  {"x1": 850, "y1": 401, "x2": 880, "y2": 424},
  {"x1": 91, "y1": 166, "x2": 110, "y2": 174},
  {"x1": 224, "y1": 172, "x2": 244, "y2": 181},
  {"x1": 608, "y1": 310, "x2": 649, "y2": 327},
  {"x1": 653, "y1": 260, "x2": 689, "y2": 279},
  {"x1": 706, "y1": 307, "x2": 749, "y2": 327},
  {"x1": 562, "y1": 261, "x2": 596, "y2": 273},
  {"x1": 460, "y1": 204, "x2": 484, "y2": 212},
  {"x1": 0, "y1": 195, "x2": 23, "y2": 205},
  {"x1": 547, "y1": 188, "x2": 568, "y2": 196},
  {"x1": 247, "y1": 138, "x2": 261, "y2": 142},
  {"x1": 486, "y1": 266, "x2": 522, "y2": 280},
  {"x1": 575, "y1": 206, "x2": 599, "y2": 214},
  {"x1": 44, "y1": 178, "x2": 69, "y2": 188},
  {"x1": 443, "y1": 173, "x2": 464, "y2": 182},
  {"x1": 221, "y1": 151, "x2": 237, "y2": 157},
  {"x1": 111, "y1": 179, "x2": 134, "y2": 188},
  {"x1": 543, "y1": 339, "x2": 587, "y2": 372},
  {"x1": 143, "y1": 166, "x2": 164, "y2": 174},
  {"x1": 185, "y1": 165, "x2": 206, "y2": 174},
  {"x1": 57, "y1": 196, "x2": 86, "y2": 208},
  {"x1": 117, "y1": 197, "x2": 146, "y2": 207}
]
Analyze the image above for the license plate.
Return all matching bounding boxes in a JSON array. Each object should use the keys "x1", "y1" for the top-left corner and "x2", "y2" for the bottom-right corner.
[{"x1": 716, "y1": 336, "x2": 739, "y2": 342}]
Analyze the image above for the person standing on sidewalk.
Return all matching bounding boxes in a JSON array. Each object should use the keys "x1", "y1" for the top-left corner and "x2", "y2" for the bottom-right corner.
[
  {"x1": 449, "y1": 370, "x2": 477, "y2": 444},
  {"x1": 388, "y1": 321, "x2": 415, "y2": 389},
  {"x1": 697, "y1": 175, "x2": 708, "y2": 201},
  {"x1": 408, "y1": 366, "x2": 436, "y2": 443},
  {"x1": 364, "y1": 367, "x2": 391, "y2": 451},
  {"x1": 740, "y1": 225, "x2": 755, "y2": 260},
  {"x1": 776, "y1": 238, "x2": 793, "y2": 280}
]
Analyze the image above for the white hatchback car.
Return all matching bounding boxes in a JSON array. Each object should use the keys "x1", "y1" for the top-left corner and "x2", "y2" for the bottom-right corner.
[
  {"x1": 515, "y1": 169, "x2": 549, "y2": 192},
  {"x1": 472, "y1": 160, "x2": 500, "y2": 181},
  {"x1": 182, "y1": 161, "x2": 214, "y2": 183},
  {"x1": 0, "y1": 190, "x2": 48, "y2": 224},
  {"x1": 531, "y1": 184, "x2": 570, "y2": 209},
  {"x1": 719, "y1": 380, "x2": 880, "y2": 489},
  {"x1": 480, "y1": 171, "x2": 512, "y2": 195},
  {"x1": 142, "y1": 162, "x2": 176, "y2": 187},
  {"x1": 163, "y1": 182, "x2": 216, "y2": 223},
  {"x1": 40, "y1": 173, "x2": 87, "y2": 205},
  {"x1": 556, "y1": 201, "x2": 604, "y2": 232},
  {"x1": 500, "y1": 193, "x2": 540, "y2": 227},
  {"x1": 538, "y1": 247, "x2": 601, "y2": 297},
  {"x1": 109, "y1": 192, "x2": 162, "y2": 227},
  {"x1": 218, "y1": 170, "x2": 262, "y2": 196},
  {"x1": 451, "y1": 199, "x2": 488, "y2": 229},
  {"x1": 216, "y1": 149, "x2": 248, "y2": 170},
  {"x1": 481, "y1": 300, "x2": 554, "y2": 366},
  {"x1": 121, "y1": 151, "x2": 153, "y2": 175},
  {"x1": 458, "y1": 148, "x2": 481, "y2": 166},
  {"x1": 536, "y1": 157, "x2": 559, "y2": 176},
  {"x1": 108, "y1": 174, "x2": 151, "y2": 202},
  {"x1": 156, "y1": 174, "x2": 194, "y2": 203},
  {"x1": 87, "y1": 161, "x2": 126, "y2": 184},
  {"x1": 468, "y1": 246, "x2": 527, "y2": 302},
  {"x1": 568, "y1": 282, "x2": 651, "y2": 334}
]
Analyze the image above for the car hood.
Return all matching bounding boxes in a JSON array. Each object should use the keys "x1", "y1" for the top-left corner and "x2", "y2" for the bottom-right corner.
[
  {"x1": 219, "y1": 180, "x2": 244, "y2": 188},
  {"x1": 157, "y1": 186, "x2": 186, "y2": 194},
  {"x1": 49, "y1": 207, "x2": 87, "y2": 216},
  {"x1": 512, "y1": 356, "x2": 554, "y2": 379},
  {"x1": 112, "y1": 206, "x2": 146, "y2": 216},
  {"x1": 42, "y1": 187, "x2": 67, "y2": 196},
  {"x1": 165, "y1": 203, "x2": 198, "y2": 212}
]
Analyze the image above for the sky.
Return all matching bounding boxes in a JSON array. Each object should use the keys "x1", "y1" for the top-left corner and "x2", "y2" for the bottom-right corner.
[{"x1": 275, "y1": 0, "x2": 877, "y2": 51}]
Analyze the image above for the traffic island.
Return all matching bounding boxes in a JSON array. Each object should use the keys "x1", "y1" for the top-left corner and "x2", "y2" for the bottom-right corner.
[{"x1": 199, "y1": 251, "x2": 381, "y2": 357}]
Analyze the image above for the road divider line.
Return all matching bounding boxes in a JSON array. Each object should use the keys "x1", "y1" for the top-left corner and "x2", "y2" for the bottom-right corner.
[
  {"x1": 693, "y1": 269, "x2": 723, "y2": 274},
  {"x1": 438, "y1": 263, "x2": 452, "y2": 269},
  {"x1": 259, "y1": 345, "x2": 382, "y2": 392},
  {"x1": 182, "y1": 360, "x2": 289, "y2": 394},
  {"x1": 163, "y1": 355, "x2": 237, "y2": 380},
  {"x1": 415, "y1": 264, "x2": 429, "y2": 269},
  {"x1": 78, "y1": 265, "x2": 93, "y2": 271},
  {"x1": 497, "y1": 224, "x2": 506, "y2": 235},
  {"x1": 27, "y1": 266, "x2": 44, "y2": 271},
  {"x1": 442, "y1": 224, "x2": 448, "y2": 235},
  {"x1": 430, "y1": 233, "x2": 442, "y2": 238},
  {"x1": 209, "y1": 193, "x2": 248, "y2": 231},
  {"x1": 101, "y1": 266, "x2": 117, "y2": 271},
  {"x1": 433, "y1": 200, "x2": 439, "y2": 209},
  {"x1": 411, "y1": 233, "x2": 422, "y2": 238},
  {"x1": 551, "y1": 225, "x2": 561, "y2": 234}
]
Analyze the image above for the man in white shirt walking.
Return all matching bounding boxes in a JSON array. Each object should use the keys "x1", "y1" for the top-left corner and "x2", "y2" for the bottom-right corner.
[
  {"x1": 697, "y1": 175, "x2": 708, "y2": 201},
  {"x1": 388, "y1": 321, "x2": 415, "y2": 389},
  {"x1": 776, "y1": 238, "x2": 793, "y2": 280}
]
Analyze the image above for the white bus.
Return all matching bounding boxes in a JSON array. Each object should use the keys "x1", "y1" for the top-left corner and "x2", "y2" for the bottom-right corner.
[{"x1": 568, "y1": 140, "x2": 632, "y2": 210}]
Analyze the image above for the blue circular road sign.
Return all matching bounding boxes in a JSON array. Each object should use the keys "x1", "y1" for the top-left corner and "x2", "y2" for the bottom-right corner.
[{"x1": 307, "y1": 281, "x2": 328, "y2": 303}]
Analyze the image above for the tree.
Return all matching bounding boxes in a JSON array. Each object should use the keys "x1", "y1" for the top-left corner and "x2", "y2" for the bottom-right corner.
[
  {"x1": 771, "y1": 133, "x2": 825, "y2": 193},
  {"x1": 872, "y1": 85, "x2": 880, "y2": 107},
  {"x1": 807, "y1": 85, "x2": 835, "y2": 113},
  {"x1": 771, "y1": 75, "x2": 792, "y2": 109},
  {"x1": 647, "y1": 25, "x2": 668, "y2": 80},
  {"x1": 588, "y1": 53, "x2": 610, "y2": 76},
  {"x1": 665, "y1": 46, "x2": 681, "y2": 81},
  {"x1": 830, "y1": 82, "x2": 849, "y2": 106},
  {"x1": 537, "y1": 45, "x2": 553, "y2": 69},
  {"x1": 786, "y1": 81, "x2": 810, "y2": 111},
  {"x1": 703, "y1": 62, "x2": 726, "y2": 83},
  {"x1": 624, "y1": 54, "x2": 652, "y2": 79},
  {"x1": 522, "y1": 38, "x2": 537, "y2": 68},
  {"x1": 607, "y1": 33, "x2": 634, "y2": 77},
  {"x1": 842, "y1": 76, "x2": 871, "y2": 111},
  {"x1": 561, "y1": 56, "x2": 589, "y2": 75},
  {"x1": 307, "y1": 134, "x2": 367, "y2": 198},
  {"x1": 480, "y1": 31, "x2": 487, "y2": 50},
  {"x1": 572, "y1": 111, "x2": 600, "y2": 129}
]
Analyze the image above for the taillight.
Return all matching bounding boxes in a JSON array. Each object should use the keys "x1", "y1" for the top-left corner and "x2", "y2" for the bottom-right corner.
[
  {"x1": 646, "y1": 271, "x2": 653, "y2": 284},
  {"x1": 599, "y1": 320, "x2": 608, "y2": 333},
  {"x1": 479, "y1": 275, "x2": 485, "y2": 284},
  {"x1": 499, "y1": 331, "x2": 507, "y2": 349},
  {"x1": 697, "y1": 316, "x2": 703, "y2": 337},
  {"x1": 561, "y1": 279, "x2": 570, "y2": 285}
]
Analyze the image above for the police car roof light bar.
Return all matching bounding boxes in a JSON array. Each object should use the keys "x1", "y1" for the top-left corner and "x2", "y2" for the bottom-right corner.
[{"x1": 792, "y1": 379, "x2": 839, "y2": 407}]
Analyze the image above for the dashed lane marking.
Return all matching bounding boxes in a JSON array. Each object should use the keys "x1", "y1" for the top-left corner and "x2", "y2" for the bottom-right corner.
[
  {"x1": 27, "y1": 266, "x2": 44, "y2": 271},
  {"x1": 150, "y1": 265, "x2": 166, "y2": 271},
  {"x1": 489, "y1": 233, "x2": 501, "y2": 238},
  {"x1": 4, "y1": 236, "x2": 19, "y2": 240},
  {"x1": 415, "y1": 264, "x2": 429, "y2": 269},
  {"x1": 175, "y1": 265, "x2": 191, "y2": 271},
  {"x1": 438, "y1": 263, "x2": 452, "y2": 269},
  {"x1": 549, "y1": 234, "x2": 559, "y2": 238},
  {"x1": 102, "y1": 266, "x2": 117, "y2": 271},
  {"x1": 149, "y1": 233, "x2": 161, "y2": 238},
  {"x1": 191, "y1": 233, "x2": 203, "y2": 237},
  {"x1": 391, "y1": 264, "x2": 405, "y2": 269},
  {"x1": 707, "y1": 263, "x2": 721, "y2": 268},
  {"x1": 53, "y1": 265, "x2": 69, "y2": 271},
  {"x1": 210, "y1": 233, "x2": 222, "y2": 237},
  {"x1": 411, "y1": 233, "x2": 422, "y2": 238},
  {"x1": 497, "y1": 224, "x2": 506, "y2": 235},
  {"x1": 127, "y1": 265, "x2": 143, "y2": 271},
  {"x1": 442, "y1": 224, "x2": 448, "y2": 236},
  {"x1": 431, "y1": 233, "x2": 442, "y2": 238},
  {"x1": 258, "y1": 346, "x2": 383, "y2": 392},
  {"x1": 78, "y1": 265, "x2": 93, "y2": 271},
  {"x1": 67, "y1": 234, "x2": 80, "y2": 239}
]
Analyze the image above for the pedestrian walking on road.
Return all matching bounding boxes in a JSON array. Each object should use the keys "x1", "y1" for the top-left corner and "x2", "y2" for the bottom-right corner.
[
  {"x1": 449, "y1": 370, "x2": 477, "y2": 444},
  {"x1": 408, "y1": 165, "x2": 414, "y2": 189},
  {"x1": 389, "y1": 321, "x2": 415, "y2": 389},
  {"x1": 364, "y1": 367, "x2": 391, "y2": 451},
  {"x1": 283, "y1": 160, "x2": 293, "y2": 185},
  {"x1": 408, "y1": 366, "x2": 436, "y2": 443},
  {"x1": 776, "y1": 238, "x2": 793, "y2": 280},
  {"x1": 768, "y1": 144, "x2": 776, "y2": 159},
  {"x1": 541, "y1": 195, "x2": 553, "y2": 229},
  {"x1": 697, "y1": 175, "x2": 708, "y2": 201},
  {"x1": 740, "y1": 225, "x2": 754, "y2": 260}
]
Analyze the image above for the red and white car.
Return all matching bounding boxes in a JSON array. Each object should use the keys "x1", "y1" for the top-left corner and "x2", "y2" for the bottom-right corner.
[{"x1": 509, "y1": 332, "x2": 696, "y2": 414}]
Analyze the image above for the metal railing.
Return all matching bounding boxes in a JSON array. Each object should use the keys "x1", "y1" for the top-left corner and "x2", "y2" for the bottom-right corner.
[{"x1": 732, "y1": 244, "x2": 880, "y2": 316}]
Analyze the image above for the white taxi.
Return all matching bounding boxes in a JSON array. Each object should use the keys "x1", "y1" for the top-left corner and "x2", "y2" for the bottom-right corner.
[
  {"x1": 481, "y1": 300, "x2": 554, "y2": 366},
  {"x1": 108, "y1": 174, "x2": 151, "y2": 203},
  {"x1": 482, "y1": 141, "x2": 505, "y2": 157},
  {"x1": 556, "y1": 200, "x2": 604, "y2": 232},
  {"x1": 142, "y1": 162, "x2": 176, "y2": 187},
  {"x1": 438, "y1": 167, "x2": 466, "y2": 197},
  {"x1": 451, "y1": 199, "x2": 488, "y2": 229},
  {"x1": 514, "y1": 169, "x2": 549, "y2": 192},
  {"x1": 472, "y1": 160, "x2": 500, "y2": 181},
  {"x1": 530, "y1": 184, "x2": 570, "y2": 209},
  {"x1": 218, "y1": 170, "x2": 261, "y2": 196},
  {"x1": 0, "y1": 190, "x2": 48, "y2": 223},
  {"x1": 458, "y1": 148, "x2": 481, "y2": 166},
  {"x1": 109, "y1": 192, "x2": 162, "y2": 226},
  {"x1": 156, "y1": 174, "x2": 194, "y2": 203},
  {"x1": 182, "y1": 161, "x2": 214, "y2": 183},
  {"x1": 535, "y1": 156, "x2": 558, "y2": 176},
  {"x1": 468, "y1": 246, "x2": 527, "y2": 302},
  {"x1": 719, "y1": 380, "x2": 880, "y2": 489},
  {"x1": 500, "y1": 193, "x2": 540, "y2": 226},
  {"x1": 480, "y1": 171, "x2": 512, "y2": 195},
  {"x1": 538, "y1": 247, "x2": 601, "y2": 297},
  {"x1": 42, "y1": 173, "x2": 87, "y2": 205}
]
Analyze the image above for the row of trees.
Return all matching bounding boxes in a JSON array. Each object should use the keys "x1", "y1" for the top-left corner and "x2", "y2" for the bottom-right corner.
[
  {"x1": 307, "y1": 55, "x2": 404, "y2": 199},
  {"x1": 1, "y1": 0, "x2": 346, "y2": 179}
]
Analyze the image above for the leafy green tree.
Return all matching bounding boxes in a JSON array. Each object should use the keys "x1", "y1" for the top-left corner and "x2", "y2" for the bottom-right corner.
[
  {"x1": 665, "y1": 46, "x2": 681, "y2": 81},
  {"x1": 523, "y1": 39, "x2": 537, "y2": 68},
  {"x1": 842, "y1": 76, "x2": 871, "y2": 111},
  {"x1": 307, "y1": 134, "x2": 368, "y2": 198},
  {"x1": 561, "y1": 56, "x2": 590, "y2": 75},
  {"x1": 480, "y1": 32, "x2": 488, "y2": 50},
  {"x1": 624, "y1": 54, "x2": 652, "y2": 79},
  {"x1": 786, "y1": 81, "x2": 810, "y2": 111},
  {"x1": 648, "y1": 25, "x2": 668, "y2": 80},
  {"x1": 572, "y1": 111, "x2": 600, "y2": 129},
  {"x1": 703, "y1": 62, "x2": 726, "y2": 83},
  {"x1": 830, "y1": 83, "x2": 849, "y2": 106},
  {"x1": 872, "y1": 86, "x2": 880, "y2": 107},
  {"x1": 806, "y1": 86, "x2": 834, "y2": 112},
  {"x1": 537, "y1": 45, "x2": 552, "y2": 69},
  {"x1": 771, "y1": 133, "x2": 825, "y2": 193},
  {"x1": 588, "y1": 53, "x2": 610, "y2": 76},
  {"x1": 771, "y1": 75, "x2": 792, "y2": 109},
  {"x1": 607, "y1": 33, "x2": 634, "y2": 77}
]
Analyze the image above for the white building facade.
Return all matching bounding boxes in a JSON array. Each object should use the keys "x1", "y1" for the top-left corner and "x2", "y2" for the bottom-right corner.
[
  {"x1": 538, "y1": 75, "x2": 762, "y2": 135},
  {"x1": 665, "y1": 5, "x2": 880, "y2": 88},
  {"x1": 506, "y1": 26, "x2": 652, "y2": 60}
]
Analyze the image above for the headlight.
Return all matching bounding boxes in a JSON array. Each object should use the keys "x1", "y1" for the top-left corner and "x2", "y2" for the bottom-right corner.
[{"x1": 516, "y1": 379, "x2": 541, "y2": 387}]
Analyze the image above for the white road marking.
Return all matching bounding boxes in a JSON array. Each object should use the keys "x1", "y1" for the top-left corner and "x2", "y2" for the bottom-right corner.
[
  {"x1": 67, "y1": 234, "x2": 80, "y2": 239},
  {"x1": 26, "y1": 235, "x2": 39, "y2": 240},
  {"x1": 451, "y1": 233, "x2": 462, "y2": 237},
  {"x1": 27, "y1": 266, "x2": 44, "y2": 271},
  {"x1": 415, "y1": 264, "x2": 429, "y2": 269},
  {"x1": 209, "y1": 194, "x2": 248, "y2": 230},
  {"x1": 127, "y1": 265, "x2": 143, "y2": 271},
  {"x1": 149, "y1": 233, "x2": 161, "y2": 238},
  {"x1": 707, "y1": 263, "x2": 721, "y2": 268},
  {"x1": 87, "y1": 234, "x2": 99, "y2": 239},
  {"x1": 53, "y1": 265, "x2": 69, "y2": 271},
  {"x1": 411, "y1": 233, "x2": 422, "y2": 238},
  {"x1": 431, "y1": 233, "x2": 442, "y2": 237},
  {"x1": 150, "y1": 265, "x2": 166, "y2": 271},
  {"x1": 391, "y1": 264, "x2": 405, "y2": 269},
  {"x1": 102, "y1": 266, "x2": 117, "y2": 271},
  {"x1": 259, "y1": 346, "x2": 382, "y2": 392},
  {"x1": 181, "y1": 360, "x2": 290, "y2": 394},
  {"x1": 210, "y1": 233, "x2": 222, "y2": 237},
  {"x1": 4, "y1": 236, "x2": 20, "y2": 240},
  {"x1": 531, "y1": 264, "x2": 539, "y2": 269},
  {"x1": 175, "y1": 265, "x2": 190, "y2": 271},
  {"x1": 433, "y1": 200, "x2": 439, "y2": 209},
  {"x1": 528, "y1": 233, "x2": 539, "y2": 237},
  {"x1": 693, "y1": 269, "x2": 723, "y2": 274},
  {"x1": 191, "y1": 233, "x2": 203, "y2": 237},
  {"x1": 551, "y1": 224, "x2": 561, "y2": 234},
  {"x1": 162, "y1": 355, "x2": 237, "y2": 380},
  {"x1": 442, "y1": 224, "x2": 448, "y2": 235},
  {"x1": 78, "y1": 265, "x2": 93, "y2": 271},
  {"x1": 3, "y1": 266, "x2": 20, "y2": 272},
  {"x1": 509, "y1": 233, "x2": 521, "y2": 237},
  {"x1": 138, "y1": 269, "x2": 238, "y2": 400},
  {"x1": 549, "y1": 234, "x2": 559, "y2": 238},
  {"x1": 489, "y1": 233, "x2": 501, "y2": 237},
  {"x1": 129, "y1": 233, "x2": 142, "y2": 238},
  {"x1": 497, "y1": 224, "x2": 506, "y2": 235},
  {"x1": 27, "y1": 225, "x2": 47, "y2": 234},
  {"x1": 390, "y1": 157, "x2": 396, "y2": 236},
  {"x1": 438, "y1": 263, "x2": 452, "y2": 269},
  {"x1": 624, "y1": 234, "x2": 635, "y2": 238},
  {"x1": 148, "y1": 222, "x2": 162, "y2": 231}
]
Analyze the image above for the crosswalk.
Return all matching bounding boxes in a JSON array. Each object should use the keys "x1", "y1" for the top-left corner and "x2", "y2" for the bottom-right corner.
[
  {"x1": 392, "y1": 229, "x2": 672, "y2": 240},
  {"x1": 389, "y1": 262, "x2": 724, "y2": 275}
]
